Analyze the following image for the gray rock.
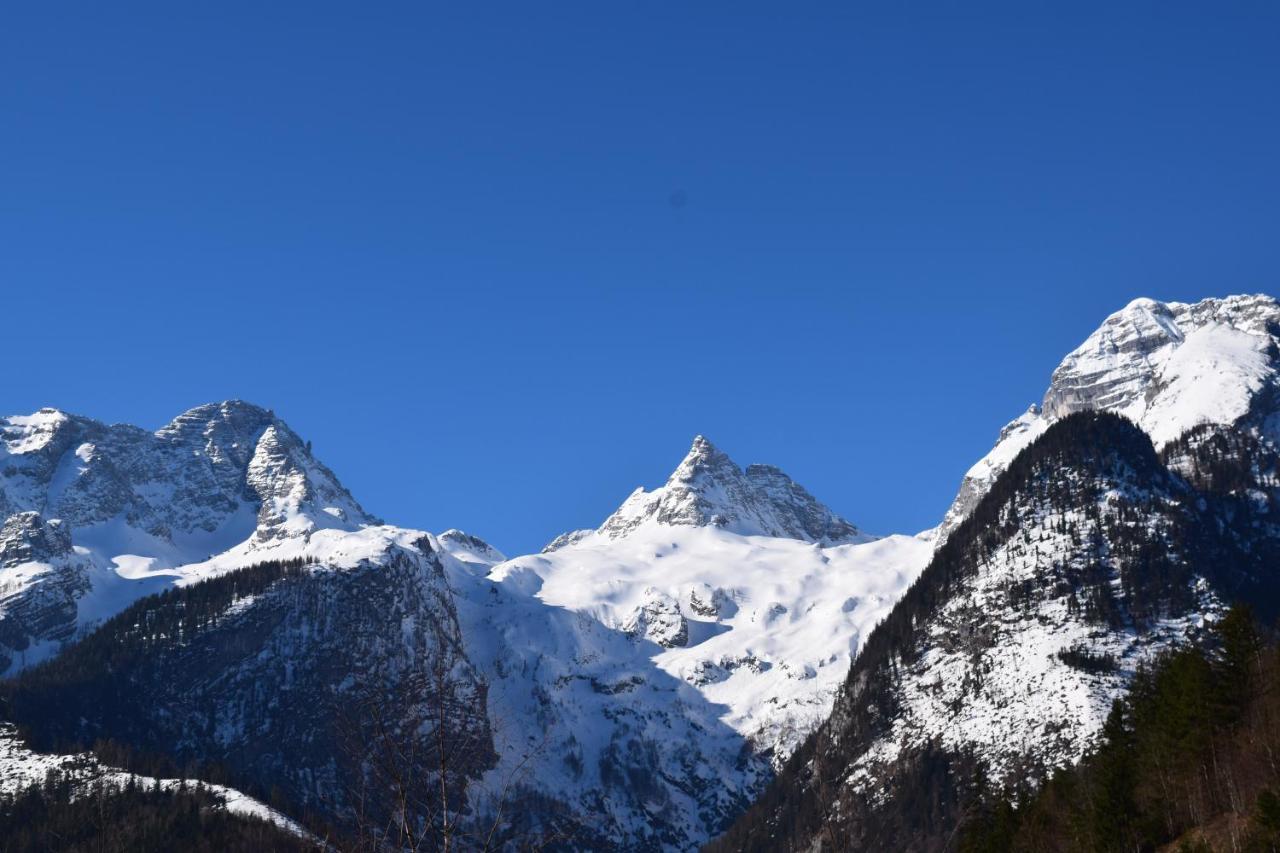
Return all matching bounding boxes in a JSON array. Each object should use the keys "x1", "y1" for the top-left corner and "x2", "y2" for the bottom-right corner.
[{"x1": 0, "y1": 512, "x2": 90, "y2": 674}]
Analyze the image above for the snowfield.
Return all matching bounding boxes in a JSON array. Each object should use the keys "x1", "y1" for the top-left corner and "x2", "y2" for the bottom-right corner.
[{"x1": 490, "y1": 523, "x2": 929, "y2": 763}]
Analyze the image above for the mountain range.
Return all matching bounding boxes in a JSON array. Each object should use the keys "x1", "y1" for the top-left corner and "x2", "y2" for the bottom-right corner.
[{"x1": 2, "y1": 293, "x2": 1278, "y2": 850}]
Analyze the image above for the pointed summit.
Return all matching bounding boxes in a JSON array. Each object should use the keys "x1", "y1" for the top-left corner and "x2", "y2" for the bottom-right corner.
[
  {"x1": 685, "y1": 434, "x2": 719, "y2": 459},
  {"x1": 592, "y1": 435, "x2": 870, "y2": 546},
  {"x1": 0, "y1": 400, "x2": 376, "y2": 546},
  {"x1": 667, "y1": 434, "x2": 740, "y2": 486}
]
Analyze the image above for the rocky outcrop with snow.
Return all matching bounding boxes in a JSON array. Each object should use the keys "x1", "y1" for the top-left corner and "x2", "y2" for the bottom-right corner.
[
  {"x1": 938, "y1": 294, "x2": 1280, "y2": 544},
  {"x1": 592, "y1": 435, "x2": 871, "y2": 546},
  {"x1": 0, "y1": 513, "x2": 91, "y2": 674},
  {"x1": 437, "y1": 528, "x2": 507, "y2": 574}
]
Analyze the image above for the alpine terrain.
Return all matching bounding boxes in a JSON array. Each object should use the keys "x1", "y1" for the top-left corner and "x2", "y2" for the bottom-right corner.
[
  {"x1": 3, "y1": 294, "x2": 1276, "y2": 851},
  {"x1": 0, "y1": 401, "x2": 928, "y2": 849},
  {"x1": 712, "y1": 293, "x2": 1280, "y2": 851}
]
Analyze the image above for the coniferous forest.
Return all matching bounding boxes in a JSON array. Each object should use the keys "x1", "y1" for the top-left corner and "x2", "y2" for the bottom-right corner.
[
  {"x1": 0, "y1": 770, "x2": 312, "y2": 853},
  {"x1": 961, "y1": 606, "x2": 1280, "y2": 852}
]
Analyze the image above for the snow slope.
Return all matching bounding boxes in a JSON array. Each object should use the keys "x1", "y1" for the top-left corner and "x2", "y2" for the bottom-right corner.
[
  {"x1": 489, "y1": 437, "x2": 931, "y2": 766},
  {"x1": 492, "y1": 525, "x2": 927, "y2": 765}
]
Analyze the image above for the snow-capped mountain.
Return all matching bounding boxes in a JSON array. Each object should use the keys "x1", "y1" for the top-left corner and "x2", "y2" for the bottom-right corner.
[
  {"x1": 490, "y1": 436, "x2": 929, "y2": 768},
  {"x1": 938, "y1": 294, "x2": 1280, "y2": 544},
  {"x1": 0, "y1": 401, "x2": 375, "y2": 673},
  {"x1": 715, "y1": 294, "x2": 1280, "y2": 852},
  {"x1": 2, "y1": 406, "x2": 922, "y2": 849},
  {"x1": 716, "y1": 410, "x2": 1280, "y2": 851},
  {"x1": 589, "y1": 435, "x2": 872, "y2": 547},
  {"x1": 8, "y1": 526, "x2": 496, "y2": 834},
  {"x1": 0, "y1": 401, "x2": 372, "y2": 545},
  {"x1": 13, "y1": 295, "x2": 1271, "y2": 851}
]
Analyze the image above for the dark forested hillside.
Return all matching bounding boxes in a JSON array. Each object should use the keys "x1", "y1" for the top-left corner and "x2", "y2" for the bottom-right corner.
[
  {"x1": 709, "y1": 412, "x2": 1280, "y2": 852},
  {"x1": 2, "y1": 557, "x2": 314, "y2": 755},
  {"x1": 0, "y1": 770, "x2": 314, "y2": 853},
  {"x1": 960, "y1": 606, "x2": 1280, "y2": 852},
  {"x1": 0, "y1": 547, "x2": 495, "y2": 843}
]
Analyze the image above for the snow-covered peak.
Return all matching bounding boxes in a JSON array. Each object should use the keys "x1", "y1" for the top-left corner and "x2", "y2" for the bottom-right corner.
[
  {"x1": 155, "y1": 399, "x2": 275, "y2": 446},
  {"x1": 0, "y1": 409, "x2": 74, "y2": 457},
  {"x1": 678, "y1": 433, "x2": 729, "y2": 473},
  {"x1": 938, "y1": 293, "x2": 1280, "y2": 542},
  {"x1": 1042, "y1": 294, "x2": 1277, "y2": 433},
  {"x1": 0, "y1": 400, "x2": 381, "y2": 672},
  {"x1": 436, "y1": 528, "x2": 506, "y2": 573},
  {"x1": 594, "y1": 435, "x2": 870, "y2": 546}
]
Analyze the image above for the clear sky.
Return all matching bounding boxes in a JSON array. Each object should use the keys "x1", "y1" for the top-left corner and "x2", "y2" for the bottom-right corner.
[{"x1": 3, "y1": 3, "x2": 1278, "y2": 555}]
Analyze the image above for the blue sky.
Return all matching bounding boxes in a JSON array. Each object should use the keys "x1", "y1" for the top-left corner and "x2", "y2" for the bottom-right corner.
[{"x1": 3, "y1": 3, "x2": 1279, "y2": 554}]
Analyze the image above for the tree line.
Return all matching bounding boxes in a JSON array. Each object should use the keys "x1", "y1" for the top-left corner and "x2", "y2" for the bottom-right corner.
[
  {"x1": 961, "y1": 605, "x2": 1280, "y2": 852},
  {"x1": 0, "y1": 767, "x2": 315, "y2": 853}
]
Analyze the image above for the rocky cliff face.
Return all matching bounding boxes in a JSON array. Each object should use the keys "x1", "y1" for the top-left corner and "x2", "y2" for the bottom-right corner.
[
  {"x1": 0, "y1": 513, "x2": 90, "y2": 674},
  {"x1": 937, "y1": 294, "x2": 1280, "y2": 544}
]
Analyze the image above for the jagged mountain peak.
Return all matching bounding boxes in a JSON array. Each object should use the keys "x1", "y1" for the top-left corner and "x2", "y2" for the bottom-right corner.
[
  {"x1": 592, "y1": 435, "x2": 870, "y2": 546},
  {"x1": 1, "y1": 400, "x2": 375, "y2": 539},
  {"x1": 0, "y1": 401, "x2": 381, "y2": 672},
  {"x1": 666, "y1": 434, "x2": 738, "y2": 484},
  {"x1": 938, "y1": 292, "x2": 1280, "y2": 543},
  {"x1": 683, "y1": 432, "x2": 725, "y2": 460}
]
